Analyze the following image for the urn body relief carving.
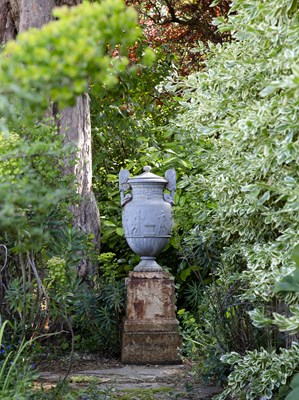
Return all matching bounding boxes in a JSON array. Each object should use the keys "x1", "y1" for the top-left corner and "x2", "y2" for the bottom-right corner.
[{"x1": 119, "y1": 166, "x2": 176, "y2": 271}]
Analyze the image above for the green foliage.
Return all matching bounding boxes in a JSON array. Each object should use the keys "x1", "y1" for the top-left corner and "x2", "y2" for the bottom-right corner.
[
  {"x1": 47, "y1": 257, "x2": 67, "y2": 287},
  {"x1": 98, "y1": 252, "x2": 128, "y2": 282},
  {"x1": 168, "y1": 0, "x2": 299, "y2": 296},
  {"x1": 0, "y1": 321, "x2": 43, "y2": 399},
  {"x1": 0, "y1": 122, "x2": 72, "y2": 249},
  {"x1": 183, "y1": 281, "x2": 203, "y2": 309},
  {"x1": 72, "y1": 281, "x2": 125, "y2": 353},
  {"x1": 247, "y1": 245, "x2": 299, "y2": 399},
  {"x1": 2, "y1": 228, "x2": 87, "y2": 345},
  {"x1": 1, "y1": 224, "x2": 126, "y2": 356},
  {"x1": 177, "y1": 307, "x2": 228, "y2": 386},
  {"x1": 30, "y1": 379, "x2": 80, "y2": 400},
  {"x1": 274, "y1": 270, "x2": 299, "y2": 295},
  {"x1": 250, "y1": 305, "x2": 299, "y2": 336},
  {"x1": 218, "y1": 344, "x2": 299, "y2": 400},
  {"x1": 161, "y1": 0, "x2": 299, "y2": 394},
  {"x1": 4, "y1": 277, "x2": 34, "y2": 318},
  {"x1": 177, "y1": 309, "x2": 203, "y2": 356},
  {"x1": 72, "y1": 254, "x2": 126, "y2": 353},
  {"x1": 0, "y1": 0, "x2": 148, "y2": 125},
  {"x1": 285, "y1": 373, "x2": 299, "y2": 400},
  {"x1": 49, "y1": 225, "x2": 93, "y2": 263}
]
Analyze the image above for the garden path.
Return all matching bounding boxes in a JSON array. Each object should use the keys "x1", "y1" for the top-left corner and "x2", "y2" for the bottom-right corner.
[{"x1": 37, "y1": 356, "x2": 222, "y2": 399}]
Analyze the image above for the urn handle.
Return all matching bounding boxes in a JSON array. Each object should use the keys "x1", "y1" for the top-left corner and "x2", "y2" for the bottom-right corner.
[
  {"x1": 119, "y1": 169, "x2": 132, "y2": 206},
  {"x1": 164, "y1": 168, "x2": 176, "y2": 205}
]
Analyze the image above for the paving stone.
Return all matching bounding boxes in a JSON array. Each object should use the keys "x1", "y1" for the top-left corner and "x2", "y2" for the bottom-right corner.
[{"x1": 37, "y1": 363, "x2": 222, "y2": 399}]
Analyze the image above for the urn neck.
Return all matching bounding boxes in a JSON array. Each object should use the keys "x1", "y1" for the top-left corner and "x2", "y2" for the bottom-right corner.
[{"x1": 130, "y1": 183, "x2": 165, "y2": 200}]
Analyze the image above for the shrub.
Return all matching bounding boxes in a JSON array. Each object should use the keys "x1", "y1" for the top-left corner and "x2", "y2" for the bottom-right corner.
[{"x1": 165, "y1": 0, "x2": 299, "y2": 395}]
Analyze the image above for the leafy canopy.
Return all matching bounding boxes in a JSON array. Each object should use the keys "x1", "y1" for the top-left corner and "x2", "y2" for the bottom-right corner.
[{"x1": 0, "y1": 0, "x2": 153, "y2": 128}]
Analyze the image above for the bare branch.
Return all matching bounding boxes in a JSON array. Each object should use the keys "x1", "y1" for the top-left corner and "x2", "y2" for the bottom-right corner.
[{"x1": 27, "y1": 251, "x2": 50, "y2": 313}]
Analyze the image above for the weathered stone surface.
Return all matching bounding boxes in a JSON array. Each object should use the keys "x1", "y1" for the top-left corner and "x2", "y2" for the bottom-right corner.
[
  {"x1": 122, "y1": 271, "x2": 182, "y2": 365},
  {"x1": 122, "y1": 332, "x2": 181, "y2": 365},
  {"x1": 38, "y1": 363, "x2": 223, "y2": 399},
  {"x1": 123, "y1": 320, "x2": 179, "y2": 332},
  {"x1": 125, "y1": 271, "x2": 176, "y2": 320}
]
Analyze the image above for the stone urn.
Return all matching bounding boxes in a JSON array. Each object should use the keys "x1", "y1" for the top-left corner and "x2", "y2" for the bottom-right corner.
[{"x1": 119, "y1": 166, "x2": 176, "y2": 271}]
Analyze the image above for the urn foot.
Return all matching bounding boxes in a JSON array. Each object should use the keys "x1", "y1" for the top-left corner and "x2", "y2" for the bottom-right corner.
[{"x1": 134, "y1": 256, "x2": 162, "y2": 271}]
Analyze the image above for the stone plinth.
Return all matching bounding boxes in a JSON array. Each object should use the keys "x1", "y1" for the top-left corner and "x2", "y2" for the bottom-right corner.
[{"x1": 122, "y1": 271, "x2": 182, "y2": 365}]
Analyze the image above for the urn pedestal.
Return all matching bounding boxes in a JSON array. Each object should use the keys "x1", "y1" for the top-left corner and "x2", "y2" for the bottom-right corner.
[{"x1": 121, "y1": 271, "x2": 182, "y2": 365}]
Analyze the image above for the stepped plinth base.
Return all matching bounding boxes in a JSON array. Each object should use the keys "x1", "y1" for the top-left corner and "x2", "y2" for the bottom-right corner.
[{"x1": 121, "y1": 271, "x2": 182, "y2": 365}]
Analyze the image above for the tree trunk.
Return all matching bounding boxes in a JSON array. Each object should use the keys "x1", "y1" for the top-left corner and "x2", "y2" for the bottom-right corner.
[
  {"x1": 59, "y1": 94, "x2": 100, "y2": 276},
  {"x1": 0, "y1": 0, "x2": 19, "y2": 43},
  {"x1": 19, "y1": 0, "x2": 55, "y2": 31},
  {"x1": 0, "y1": 0, "x2": 101, "y2": 275}
]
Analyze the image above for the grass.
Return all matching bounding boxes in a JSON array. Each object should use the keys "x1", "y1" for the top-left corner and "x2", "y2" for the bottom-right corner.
[{"x1": 70, "y1": 375, "x2": 108, "y2": 384}]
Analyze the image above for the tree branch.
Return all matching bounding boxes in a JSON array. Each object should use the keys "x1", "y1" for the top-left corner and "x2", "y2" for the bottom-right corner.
[{"x1": 27, "y1": 251, "x2": 50, "y2": 313}]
